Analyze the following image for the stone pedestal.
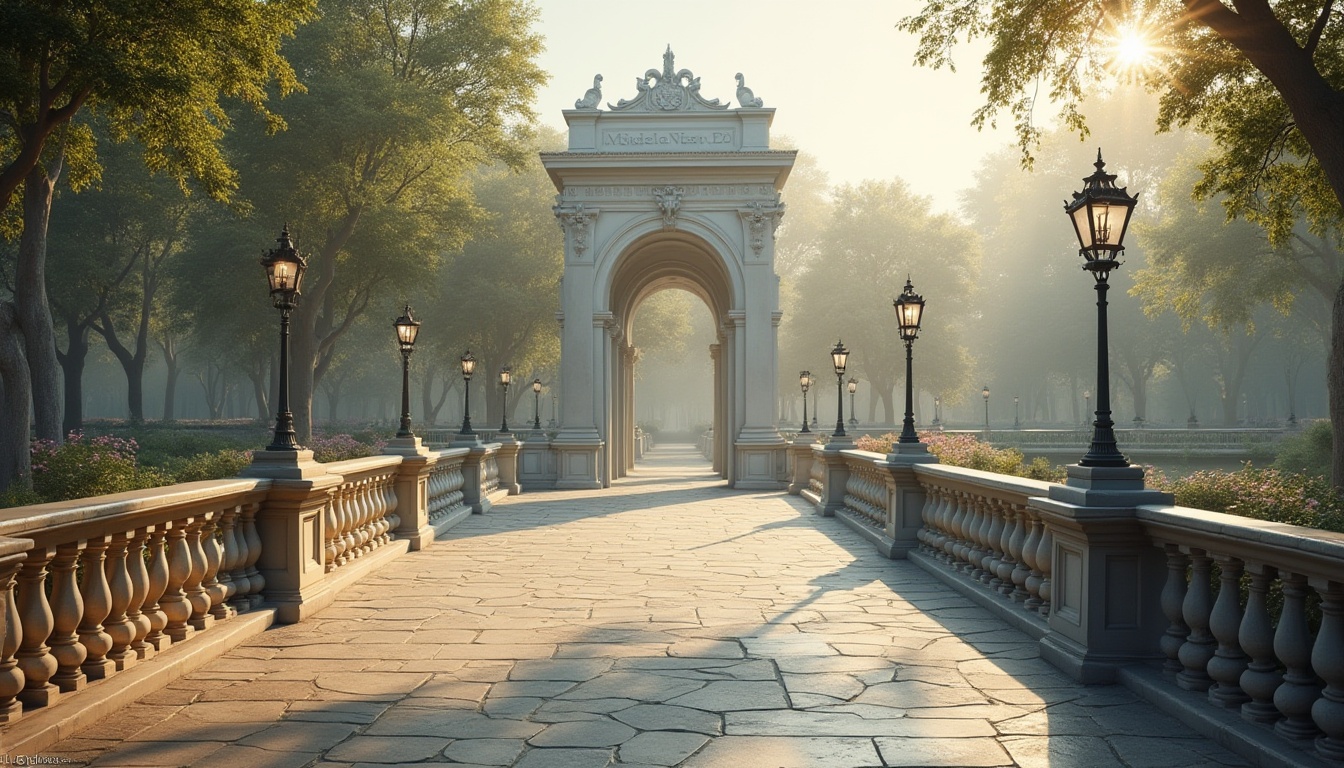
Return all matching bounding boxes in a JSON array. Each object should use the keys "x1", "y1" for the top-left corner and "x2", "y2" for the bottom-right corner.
[
  {"x1": 814, "y1": 445, "x2": 851, "y2": 517},
  {"x1": 734, "y1": 427, "x2": 788, "y2": 490},
  {"x1": 786, "y1": 441, "x2": 815, "y2": 495},
  {"x1": 495, "y1": 435, "x2": 522, "y2": 495},
  {"x1": 383, "y1": 438, "x2": 435, "y2": 551},
  {"x1": 1034, "y1": 463, "x2": 1173, "y2": 683},
  {"x1": 252, "y1": 472, "x2": 341, "y2": 624},
  {"x1": 552, "y1": 435, "x2": 603, "y2": 490},
  {"x1": 882, "y1": 447, "x2": 939, "y2": 555}
]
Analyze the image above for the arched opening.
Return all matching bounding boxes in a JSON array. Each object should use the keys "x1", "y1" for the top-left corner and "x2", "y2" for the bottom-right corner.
[
  {"x1": 605, "y1": 230, "x2": 740, "y2": 484},
  {"x1": 628, "y1": 288, "x2": 717, "y2": 472}
]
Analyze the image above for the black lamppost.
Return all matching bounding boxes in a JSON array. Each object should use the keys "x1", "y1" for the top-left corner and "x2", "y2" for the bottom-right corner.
[
  {"x1": 831, "y1": 340, "x2": 849, "y2": 438},
  {"x1": 1014, "y1": 395, "x2": 1021, "y2": 429},
  {"x1": 893, "y1": 278, "x2": 926, "y2": 444},
  {"x1": 798, "y1": 371, "x2": 812, "y2": 433},
  {"x1": 811, "y1": 375, "x2": 818, "y2": 428},
  {"x1": 847, "y1": 378, "x2": 858, "y2": 426},
  {"x1": 260, "y1": 227, "x2": 308, "y2": 451},
  {"x1": 392, "y1": 306, "x2": 421, "y2": 438},
  {"x1": 982, "y1": 385, "x2": 991, "y2": 436},
  {"x1": 933, "y1": 396, "x2": 942, "y2": 429},
  {"x1": 1084, "y1": 390, "x2": 1092, "y2": 426},
  {"x1": 498, "y1": 367, "x2": 512, "y2": 434},
  {"x1": 532, "y1": 378, "x2": 543, "y2": 431},
  {"x1": 1064, "y1": 149, "x2": 1138, "y2": 467},
  {"x1": 458, "y1": 351, "x2": 477, "y2": 436}
]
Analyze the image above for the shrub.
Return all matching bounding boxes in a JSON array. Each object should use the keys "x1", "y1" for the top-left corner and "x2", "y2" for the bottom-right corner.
[
  {"x1": 309, "y1": 432, "x2": 385, "y2": 462},
  {"x1": 1272, "y1": 420, "x2": 1331, "y2": 479},
  {"x1": 854, "y1": 431, "x2": 1067, "y2": 483},
  {"x1": 28, "y1": 433, "x2": 170, "y2": 503},
  {"x1": 161, "y1": 449, "x2": 254, "y2": 482},
  {"x1": 1149, "y1": 465, "x2": 1344, "y2": 533}
]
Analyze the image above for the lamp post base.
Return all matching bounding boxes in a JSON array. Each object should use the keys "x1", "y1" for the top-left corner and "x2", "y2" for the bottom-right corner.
[
  {"x1": 241, "y1": 448, "x2": 325, "y2": 480},
  {"x1": 1047, "y1": 464, "x2": 1173, "y2": 507}
]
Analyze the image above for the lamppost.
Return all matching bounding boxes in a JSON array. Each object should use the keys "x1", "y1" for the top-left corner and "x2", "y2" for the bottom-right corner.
[
  {"x1": 458, "y1": 351, "x2": 476, "y2": 437},
  {"x1": 847, "y1": 378, "x2": 858, "y2": 426},
  {"x1": 550, "y1": 394, "x2": 558, "y2": 428},
  {"x1": 1084, "y1": 390, "x2": 1091, "y2": 426},
  {"x1": 1014, "y1": 395, "x2": 1020, "y2": 429},
  {"x1": 392, "y1": 306, "x2": 421, "y2": 439},
  {"x1": 982, "y1": 385, "x2": 990, "y2": 436},
  {"x1": 798, "y1": 371, "x2": 812, "y2": 433},
  {"x1": 1064, "y1": 149, "x2": 1138, "y2": 467},
  {"x1": 260, "y1": 227, "x2": 308, "y2": 451},
  {"x1": 831, "y1": 340, "x2": 849, "y2": 438},
  {"x1": 810, "y1": 373, "x2": 818, "y2": 427},
  {"x1": 498, "y1": 367, "x2": 512, "y2": 434},
  {"x1": 893, "y1": 278, "x2": 926, "y2": 444},
  {"x1": 933, "y1": 396, "x2": 942, "y2": 429},
  {"x1": 532, "y1": 378, "x2": 543, "y2": 431}
]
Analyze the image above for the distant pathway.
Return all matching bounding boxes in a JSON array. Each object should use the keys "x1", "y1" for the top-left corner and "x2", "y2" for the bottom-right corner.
[{"x1": 47, "y1": 444, "x2": 1247, "y2": 767}]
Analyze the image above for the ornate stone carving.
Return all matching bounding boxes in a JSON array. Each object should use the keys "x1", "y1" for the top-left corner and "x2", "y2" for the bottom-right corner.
[
  {"x1": 609, "y1": 46, "x2": 728, "y2": 112},
  {"x1": 553, "y1": 203, "x2": 595, "y2": 256},
  {"x1": 575, "y1": 74, "x2": 602, "y2": 110},
  {"x1": 735, "y1": 73, "x2": 763, "y2": 108},
  {"x1": 654, "y1": 186, "x2": 683, "y2": 230},
  {"x1": 739, "y1": 200, "x2": 785, "y2": 255}
]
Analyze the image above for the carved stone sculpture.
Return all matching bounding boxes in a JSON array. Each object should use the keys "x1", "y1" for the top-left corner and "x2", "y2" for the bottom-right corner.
[
  {"x1": 610, "y1": 46, "x2": 727, "y2": 112},
  {"x1": 654, "y1": 186, "x2": 683, "y2": 230},
  {"x1": 735, "y1": 73, "x2": 763, "y2": 108},
  {"x1": 575, "y1": 74, "x2": 602, "y2": 110}
]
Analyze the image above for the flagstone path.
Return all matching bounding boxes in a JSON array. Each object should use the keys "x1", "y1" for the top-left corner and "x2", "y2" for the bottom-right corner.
[{"x1": 42, "y1": 445, "x2": 1248, "y2": 767}]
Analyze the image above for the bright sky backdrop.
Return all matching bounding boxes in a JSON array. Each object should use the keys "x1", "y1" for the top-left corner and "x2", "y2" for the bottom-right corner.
[{"x1": 530, "y1": 0, "x2": 1010, "y2": 213}]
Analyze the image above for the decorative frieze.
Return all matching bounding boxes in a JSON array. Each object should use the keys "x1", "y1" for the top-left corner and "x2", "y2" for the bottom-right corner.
[
  {"x1": 739, "y1": 200, "x2": 785, "y2": 255},
  {"x1": 562, "y1": 184, "x2": 776, "y2": 200},
  {"x1": 553, "y1": 203, "x2": 595, "y2": 257}
]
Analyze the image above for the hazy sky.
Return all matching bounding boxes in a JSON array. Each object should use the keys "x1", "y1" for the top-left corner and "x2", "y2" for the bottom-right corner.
[{"x1": 530, "y1": 0, "x2": 1010, "y2": 213}]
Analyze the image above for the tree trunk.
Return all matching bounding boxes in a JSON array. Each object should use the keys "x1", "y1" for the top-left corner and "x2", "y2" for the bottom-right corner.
[
  {"x1": 289, "y1": 301, "x2": 318, "y2": 444},
  {"x1": 1329, "y1": 279, "x2": 1344, "y2": 488},
  {"x1": 247, "y1": 359, "x2": 269, "y2": 423},
  {"x1": 0, "y1": 302, "x2": 33, "y2": 492},
  {"x1": 159, "y1": 335, "x2": 179, "y2": 423},
  {"x1": 18, "y1": 164, "x2": 62, "y2": 443},
  {"x1": 58, "y1": 320, "x2": 90, "y2": 436},
  {"x1": 877, "y1": 388, "x2": 895, "y2": 426}
]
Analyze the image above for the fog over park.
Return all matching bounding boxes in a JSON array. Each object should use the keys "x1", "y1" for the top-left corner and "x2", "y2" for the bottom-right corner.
[{"x1": 1, "y1": 0, "x2": 1338, "y2": 488}]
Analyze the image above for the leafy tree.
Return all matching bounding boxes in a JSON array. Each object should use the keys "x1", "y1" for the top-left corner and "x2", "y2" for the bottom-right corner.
[
  {"x1": 220, "y1": 0, "x2": 545, "y2": 444},
  {"x1": 784, "y1": 179, "x2": 980, "y2": 425},
  {"x1": 0, "y1": 0, "x2": 312, "y2": 491},
  {"x1": 899, "y1": 0, "x2": 1344, "y2": 482}
]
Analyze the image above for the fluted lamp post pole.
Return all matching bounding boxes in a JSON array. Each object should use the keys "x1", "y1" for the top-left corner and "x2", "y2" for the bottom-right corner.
[
  {"x1": 260, "y1": 227, "x2": 308, "y2": 451},
  {"x1": 831, "y1": 340, "x2": 849, "y2": 438},
  {"x1": 1064, "y1": 149, "x2": 1139, "y2": 468},
  {"x1": 393, "y1": 307, "x2": 421, "y2": 438},
  {"x1": 982, "y1": 385, "x2": 991, "y2": 437},
  {"x1": 498, "y1": 367, "x2": 512, "y2": 434},
  {"x1": 532, "y1": 378, "x2": 543, "y2": 431},
  {"x1": 458, "y1": 351, "x2": 477, "y2": 437},
  {"x1": 847, "y1": 378, "x2": 858, "y2": 427},
  {"x1": 893, "y1": 278, "x2": 926, "y2": 444},
  {"x1": 1014, "y1": 395, "x2": 1020, "y2": 429},
  {"x1": 933, "y1": 396, "x2": 942, "y2": 429},
  {"x1": 798, "y1": 371, "x2": 812, "y2": 434}
]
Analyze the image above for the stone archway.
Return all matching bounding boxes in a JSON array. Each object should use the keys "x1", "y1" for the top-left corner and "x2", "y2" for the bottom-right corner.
[{"x1": 541, "y1": 48, "x2": 794, "y2": 490}]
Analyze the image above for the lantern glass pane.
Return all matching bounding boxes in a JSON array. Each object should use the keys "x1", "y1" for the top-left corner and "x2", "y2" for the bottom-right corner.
[
  {"x1": 461, "y1": 355, "x2": 476, "y2": 377},
  {"x1": 499, "y1": 369, "x2": 512, "y2": 386},
  {"x1": 1071, "y1": 205, "x2": 1094, "y2": 251},
  {"x1": 533, "y1": 379, "x2": 542, "y2": 393}
]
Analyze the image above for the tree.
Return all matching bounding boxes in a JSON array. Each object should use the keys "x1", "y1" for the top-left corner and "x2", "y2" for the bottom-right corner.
[
  {"x1": 0, "y1": 0, "x2": 312, "y2": 491},
  {"x1": 784, "y1": 179, "x2": 981, "y2": 425},
  {"x1": 219, "y1": 0, "x2": 545, "y2": 444},
  {"x1": 899, "y1": 0, "x2": 1344, "y2": 482}
]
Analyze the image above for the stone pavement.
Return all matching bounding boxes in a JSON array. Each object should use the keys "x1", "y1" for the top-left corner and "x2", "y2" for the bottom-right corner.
[{"x1": 42, "y1": 444, "x2": 1248, "y2": 768}]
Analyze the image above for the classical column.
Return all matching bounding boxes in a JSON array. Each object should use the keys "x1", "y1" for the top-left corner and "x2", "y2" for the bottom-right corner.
[{"x1": 710, "y1": 342, "x2": 723, "y2": 476}]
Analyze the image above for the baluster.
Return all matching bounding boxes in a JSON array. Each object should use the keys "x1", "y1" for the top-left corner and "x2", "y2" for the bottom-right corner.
[
  {"x1": 184, "y1": 517, "x2": 214, "y2": 632},
  {"x1": 241, "y1": 503, "x2": 265, "y2": 607},
  {"x1": 324, "y1": 488, "x2": 340, "y2": 571},
  {"x1": 213, "y1": 508, "x2": 239, "y2": 619},
  {"x1": 142, "y1": 527, "x2": 172, "y2": 651},
  {"x1": 1177, "y1": 548, "x2": 1215, "y2": 691},
  {"x1": 1239, "y1": 562, "x2": 1281, "y2": 724},
  {"x1": 357, "y1": 479, "x2": 374, "y2": 554},
  {"x1": 201, "y1": 513, "x2": 229, "y2": 622},
  {"x1": 343, "y1": 481, "x2": 361, "y2": 560},
  {"x1": 229, "y1": 509, "x2": 252, "y2": 608},
  {"x1": 1159, "y1": 544, "x2": 1190, "y2": 677},
  {"x1": 965, "y1": 498, "x2": 986, "y2": 578},
  {"x1": 126, "y1": 528, "x2": 153, "y2": 661},
  {"x1": 46, "y1": 543, "x2": 86, "y2": 692},
  {"x1": 916, "y1": 486, "x2": 934, "y2": 550},
  {"x1": 1273, "y1": 573, "x2": 1322, "y2": 739},
  {"x1": 1034, "y1": 522, "x2": 1053, "y2": 617},
  {"x1": 983, "y1": 500, "x2": 1004, "y2": 588},
  {"x1": 336, "y1": 484, "x2": 354, "y2": 566},
  {"x1": 994, "y1": 502, "x2": 1015, "y2": 596},
  {"x1": 382, "y1": 477, "x2": 398, "y2": 543},
  {"x1": 77, "y1": 536, "x2": 115, "y2": 680},
  {"x1": 161, "y1": 522, "x2": 195, "y2": 643},
  {"x1": 1312, "y1": 580, "x2": 1344, "y2": 761},
  {"x1": 103, "y1": 532, "x2": 137, "y2": 671},
  {"x1": 947, "y1": 492, "x2": 967, "y2": 567},
  {"x1": 1008, "y1": 506, "x2": 1030, "y2": 602},
  {"x1": 1022, "y1": 514, "x2": 1044, "y2": 611},
  {"x1": 1207, "y1": 554, "x2": 1248, "y2": 706},
  {"x1": 16, "y1": 547, "x2": 59, "y2": 708},
  {"x1": 0, "y1": 554, "x2": 27, "y2": 722},
  {"x1": 934, "y1": 487, "x2": 954, "y2": 560}
]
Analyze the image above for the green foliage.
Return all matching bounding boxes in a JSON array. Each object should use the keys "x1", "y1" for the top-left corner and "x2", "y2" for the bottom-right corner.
[
  {"x1": 160, "y1": 450, "x2": 254, "y2": 483},
  {"x1": 854, "y1": 432, "x2": 1066, "y2": 482},
  {"x1": 309, "y1": 432, "x2": 386, "y2": 463},
  {"x1": 1273, "y1": 420, "x2": 1333, "y2": 479},
  {"x1": 26, "y1": 433, "x2": 169, "y2": 502},
  {"x1": 1148, "y1": 466, "x2": 1344, "y2": 533}
]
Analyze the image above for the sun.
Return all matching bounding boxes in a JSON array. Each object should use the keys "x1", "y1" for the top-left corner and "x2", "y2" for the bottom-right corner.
[{"x1": 1104, "y1": 22, "x2": 1165, "y2": 81}]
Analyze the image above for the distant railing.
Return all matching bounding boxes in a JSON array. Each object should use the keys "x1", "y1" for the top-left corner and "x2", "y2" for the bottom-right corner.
[
  {"x1": 791, "y1": 440, "x2": 1344, "y2": 765},
  {"x1": 941, "y1": 428, "x2": 1285, "y2": 450}
]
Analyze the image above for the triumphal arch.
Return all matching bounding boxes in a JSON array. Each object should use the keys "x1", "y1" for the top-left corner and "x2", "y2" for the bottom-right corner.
[{"x1": 541, "y1": 48, "x2": 796, "y2": 489}]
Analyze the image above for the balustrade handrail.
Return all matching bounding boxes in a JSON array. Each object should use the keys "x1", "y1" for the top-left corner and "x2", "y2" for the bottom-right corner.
[
  {"x1": 911, "y1": 461, "x2": 1055, "y2": 500},
  {"x1": 0, "y1": 478, "x2": 270, "y2": 539},
  {"x1": 1137, "y1": 503, "x2": 1344, "y2": 581}
]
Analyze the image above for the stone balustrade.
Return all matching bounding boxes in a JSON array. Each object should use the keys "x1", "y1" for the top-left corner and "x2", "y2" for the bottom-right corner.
[
  {"x1": 789, "y1": 438, "x2": 1344, "y2": 765},
  {"x1": 0, "y1": 440, "x2": 513, "y2": 736}
]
